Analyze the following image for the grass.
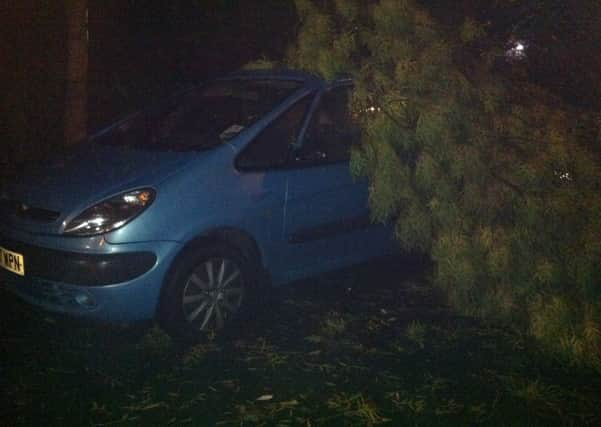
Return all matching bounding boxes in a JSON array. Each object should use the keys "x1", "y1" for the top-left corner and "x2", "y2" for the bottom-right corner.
[{"x1": 1, "y1": 256, "x2": 601, "y2": 426}]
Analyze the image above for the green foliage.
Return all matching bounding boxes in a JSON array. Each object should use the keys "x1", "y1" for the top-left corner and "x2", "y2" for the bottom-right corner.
[
  {"x1": 242, "y1": 57, "x2": 279, "y2": 70},
  {"x1": 530, "y1": 296, "x2": 601, "y2": 368},
  {"x1": 320, "y1": 310, "x2": 348, "y2": 337},
  {"x1": 405, "y1": 320, "x2": 427, "y2": 349},
  {"x1": 460, "y1": 18, "x2": 486, "y2": 44},
  {"x1": 136, "y1": 325, "x2": 172, "y2": 357},
  {"x1": 288, "y1": 0, "x2": 601, "y2": 369}
]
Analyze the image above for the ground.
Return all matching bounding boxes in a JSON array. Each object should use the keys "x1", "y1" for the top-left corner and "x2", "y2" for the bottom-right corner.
[{"x1": 1, "y1": 256, "x2": 600, "y2": 426}]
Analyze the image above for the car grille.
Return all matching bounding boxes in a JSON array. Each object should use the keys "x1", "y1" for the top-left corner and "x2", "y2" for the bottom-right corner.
[{"x1": 0, "y1": 199, "x2": 60, "y2": 222}]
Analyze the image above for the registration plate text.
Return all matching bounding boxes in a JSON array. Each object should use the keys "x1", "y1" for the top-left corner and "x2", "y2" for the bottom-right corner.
[{"x1": 0, "y1": 246, "x2": 25, "y2": 276}]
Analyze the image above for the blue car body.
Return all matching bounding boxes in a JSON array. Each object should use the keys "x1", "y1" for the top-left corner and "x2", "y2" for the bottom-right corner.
[{"x1": 0, "y1": 70, "x2": 397, "y2": 322}]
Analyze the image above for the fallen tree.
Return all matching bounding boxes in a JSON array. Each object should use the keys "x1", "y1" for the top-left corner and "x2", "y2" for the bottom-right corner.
[{"x1": 285, "y1": 0, "x2": 601, "y2": 369}]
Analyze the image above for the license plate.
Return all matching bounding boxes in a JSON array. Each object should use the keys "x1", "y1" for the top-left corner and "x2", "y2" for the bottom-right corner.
[{"x1": 0, "y1": 246, "x2": 25, "y2": 276}]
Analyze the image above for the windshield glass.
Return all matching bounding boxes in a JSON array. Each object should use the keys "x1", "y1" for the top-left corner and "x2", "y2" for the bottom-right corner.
[{"x1": 96, "y1": 79, "x2": 303, "y2": 151}]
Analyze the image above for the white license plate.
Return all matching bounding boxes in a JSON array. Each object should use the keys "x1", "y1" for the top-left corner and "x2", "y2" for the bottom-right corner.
[{"x1": 0, "y1": 246, "x2": 25, "y2": 276}]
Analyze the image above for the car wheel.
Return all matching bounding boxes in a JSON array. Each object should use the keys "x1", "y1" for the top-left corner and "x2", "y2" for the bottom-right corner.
[{"x1": 158, "y1": 242, "x2": 261, "y2": 341}]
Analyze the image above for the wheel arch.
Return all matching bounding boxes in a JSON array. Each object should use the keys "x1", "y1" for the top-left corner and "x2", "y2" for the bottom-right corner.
[
  {"x1": 156, "y1": 226, "x2": 269, "y2": 317},
  {"x1": 200, "y1": 227, "x2": 264, "y2": 267}
]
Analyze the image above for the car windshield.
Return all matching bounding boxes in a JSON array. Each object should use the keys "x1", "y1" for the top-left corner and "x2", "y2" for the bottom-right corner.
[{"x1": 96, "y1": 79, "x2": 303, "y2": 151}]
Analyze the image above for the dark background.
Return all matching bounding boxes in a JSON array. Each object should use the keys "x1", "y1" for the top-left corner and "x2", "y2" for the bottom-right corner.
[
  {"x1": 1, "y1": 0, "x2": 600, "y2": 170},
  {"x1": 1, "y1": 0, "x2": 297, "y2": 169}
]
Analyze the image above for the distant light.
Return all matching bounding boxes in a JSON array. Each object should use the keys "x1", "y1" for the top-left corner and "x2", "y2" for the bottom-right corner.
[
  {"x1": 363, "y1": 106, "x2": 381, "y2": 113},
  {"x1": 506, "y1": 40, "x2": 528, "y2": 60},
  {"x1": 554, "y1": 170, "x2": 572, "y2": 182}
]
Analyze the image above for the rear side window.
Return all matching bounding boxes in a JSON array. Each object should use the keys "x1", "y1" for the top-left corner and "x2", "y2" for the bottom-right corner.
[{"x1": 236, "y1": 94, "x2": 313, "y2": 170}]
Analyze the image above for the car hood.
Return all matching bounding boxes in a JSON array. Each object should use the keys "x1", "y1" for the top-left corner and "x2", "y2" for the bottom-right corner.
[{"x1": 3, "y1": 142, "x2": 197, "y2": 233}]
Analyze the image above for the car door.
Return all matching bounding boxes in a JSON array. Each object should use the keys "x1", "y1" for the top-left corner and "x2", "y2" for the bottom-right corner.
[
  {"x1": 233, "y1": 91, "x2": 316, "y2": 283},
  {"x1": 280, "y1": 84, "x2": 396, "y2": 281}
]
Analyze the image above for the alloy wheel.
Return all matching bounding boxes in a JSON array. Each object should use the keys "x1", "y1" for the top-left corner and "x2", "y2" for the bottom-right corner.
[{"x1": 181, "y1": 257, "x2": 244, "y2": 331}]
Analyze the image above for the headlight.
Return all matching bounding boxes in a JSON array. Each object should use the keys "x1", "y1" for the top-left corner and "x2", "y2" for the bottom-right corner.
[{"x1": 63, "y1": 189, "x2": 155, "y2": 236}]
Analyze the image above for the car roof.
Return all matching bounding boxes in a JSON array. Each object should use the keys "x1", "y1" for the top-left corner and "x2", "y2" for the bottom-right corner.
[
  {"x1": 223, "y1": 68, "x2": 322, "y2": 84},
  {"x1": 221, "y1": 69, "x2": 355, "y2": 92}
]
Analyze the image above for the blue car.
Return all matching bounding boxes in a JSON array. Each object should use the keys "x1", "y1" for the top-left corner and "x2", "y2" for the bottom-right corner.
[{"x1": 0, "y1": 70, "x2": 397, "y2": 339}]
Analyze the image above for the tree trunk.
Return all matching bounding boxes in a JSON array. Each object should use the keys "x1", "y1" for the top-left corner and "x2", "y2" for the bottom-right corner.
[{"x1": 64, "y1": 0, "x2": 88, "y2": 145}]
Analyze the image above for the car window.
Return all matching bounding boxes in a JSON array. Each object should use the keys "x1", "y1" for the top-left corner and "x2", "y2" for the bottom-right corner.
[
  {"x1": 96, "y1": 79, "x2": 302, "y2": 151},
  {"x1": 295, "y1": 86, "x2": 359, "y2": 164},
  {"x1": 236, "y1": 94, "x2": 313, "y2": 170}
]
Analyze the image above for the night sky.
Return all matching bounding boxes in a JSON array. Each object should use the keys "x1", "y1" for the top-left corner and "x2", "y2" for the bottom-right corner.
[{"x1": 1, "y1": 0, "x2": 297, "y2": 161}]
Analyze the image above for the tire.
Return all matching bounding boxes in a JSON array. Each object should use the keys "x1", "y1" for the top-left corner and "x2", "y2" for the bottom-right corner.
[{"x1": 158, "y1": 242, "x2": 262, "y2": 342}]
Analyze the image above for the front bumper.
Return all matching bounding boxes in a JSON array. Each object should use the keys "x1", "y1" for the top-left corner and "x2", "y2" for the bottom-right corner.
[
  {"x1": 0, "y1": 231, "x2": 181, "y2": 322},
  {"x1": 1, "y1": 236, "x2": 157, "y2": 286}
]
